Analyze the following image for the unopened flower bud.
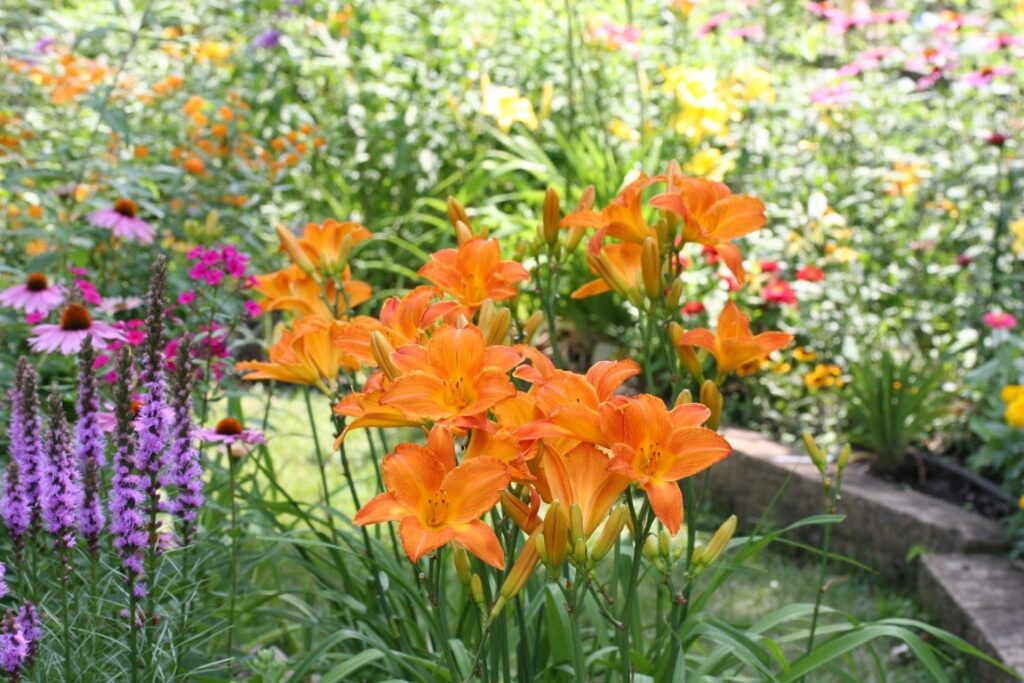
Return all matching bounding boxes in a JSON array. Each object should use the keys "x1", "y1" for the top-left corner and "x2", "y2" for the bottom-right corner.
[
  {"x1": 698, "y1": 515, "x2": 736, "y2": 569},
  {"x1": 700, "y1": 380, "x2": 722, "y2": 430},
  {"x1": 369, "y1": 331, "x2": 400, "y2": 381},
  {"x1": 205, "y1": 209, "x2": 219, "y2": 232},
  {"x1": 543, "y1": 187, "x2": 560, "y2": 246},
  {"x1": 471, "y1": 573, "x2": 486, "y2": 610},
  {"x1": 642, "y1": 237, "x2": 661, "y2": 301},
  {"x1": 802, "y1": 432, "x2": 826, "y2": 471},
  {"x1": 454, "y1": 548, "x2": 472, "y2": 587},
  {"x1": 501, "y1": 490, "x2": 539, "y2": 532},
  {"x1": 447, "y1": 196, "x2": 471, "y2": 232},
  {"x1": 573, "y1": 538, "x2": 587, "y2": 566},
  {"x1": 543, "y1": 501, "x2": 570, "y2": 572},
  {"x1": 479, "y1": 303, "x2": 511, "y2": 346},
  {"x1": 643, "y1": 535, "x2": 659, "y2": 561},
  {"x1": 566, "y1": 225, "x2": 587, "y2": 253},
  {"x1": 654, "y1": 218, "x2": 669, "y2": 249},
  {"x1": 667, "y1": 279, "x2": 684, "y2": 309},
  {"x1": 492, "y1": 530, "x2": 541, "y2": 619},
  {"x1": 658, "y1": 529, "x2": 671, "y2": 558},
  {"x1": 523, "y1": 311, "x2": 544, "y2": 344},
  {"x1": 276, "y1": 225, "x2": 316, "y2": 274},
  {"x1": 454, "y1": 220, "x2": 473, "y2": 246},
  {"x1": 568, "y1": 503, "x2": 585, "y2": 547},
  {"x1": 334, "y1": 233, "x2": 354, "y2": 272},
  {"x1": 674, "y1": 389, "x2": 693, "y2": 407},
  {"x1": 837, "y1": 443, "x2": 851, "y2": 472},
  {"x1": 670, "y1": 323, "x2": 705, "y2": 381},
  {"x1": 590, "y1": 504, "x2": 627, "y2": 565}
]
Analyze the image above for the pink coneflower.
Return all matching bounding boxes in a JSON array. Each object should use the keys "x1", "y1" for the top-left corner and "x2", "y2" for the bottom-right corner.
[
  {"x1": 0, "y1": 273, "x2": 64, "y2": 314},
  {"x1": 87, "y1": 199, "x2": 155, "y2": 244},
  {"x1": 987, "y1": 34, "x2": 1024, "y2": 52},
  {"x1": 810, "y1": 82, "x2": 852, "y2": 106},
  {"x1": 983, "y1": 311, "x2": 1018, "y2": 330},
  {"x1": 28, "y1": 304, "x2": 124, "y2": 355},
  {"x1": 727, "y1": 25, "x2": 764, "y2": 41},
  {"x1": 196, "y1": 418, "x2": 266, "y2": 458},
  {"x1": 964, "y1": 65, "x2": 1012, "y2": 87},
  {"x1": 698, "y1": 12, "x2": 730, "y2": 35}
]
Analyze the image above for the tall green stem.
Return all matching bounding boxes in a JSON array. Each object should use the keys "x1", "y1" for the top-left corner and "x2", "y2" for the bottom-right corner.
[{"x1": 227, "y1": 450, "x2": 239, "y2": 661}]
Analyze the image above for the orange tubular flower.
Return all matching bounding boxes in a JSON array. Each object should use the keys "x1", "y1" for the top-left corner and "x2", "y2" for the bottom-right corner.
[
  {"x1": 538, "y1": 443, "x2": 630, "y2": 537},
  {"x1": 354, "y1": 426, "x2": 511, "y2": 568},
  {"x1": 674, "y1": 301, "x2": 793, "y2": 376},
  {"x1": 293, "y1": 218, "x2": 372, "y2": 274},
  {"x1": 650, "y1": 175, "x2": 766, "y2": 283},
  {"x1": 561, "y1": 174, "x2": 653, "y2": 243},
  {"x1": 418, "y1": 237, "x2": 530, "y2": 311},
  {"x1": 571, "y1": 231, "x2": 645, "y2": 304},
  {"x1": 381, "y1": 325, "x2": 521, "y2": 430},
  {"x1": 600, "y1": 394, "x2": 731, "y2": 535},
  {"x1": 236, "y1": 316, "x2": 368, "y2": 393}
]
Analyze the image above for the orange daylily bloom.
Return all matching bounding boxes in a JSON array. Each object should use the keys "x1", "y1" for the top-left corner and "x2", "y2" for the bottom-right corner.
[
  {"x1": 354, "y1": 426, "x2": 511, "y2": 567},
  {"x1": 418, "y1": 237, "x2": 530, "y2": 311},
  {"x1": 465, "y1": 427, "x2": 534, "y2": 482},
  {"x1": 515, "y1": 359, "x2": 640, "y2": 448},
  {"x1": 380, "y1": 325, "x2": 521, "y2": 430},
  {"x1": 333, "y1": 373, "x2": 420, "y2": 446},
  {"x1": 600, "y1": 394, "x2": 731, "y2": 534},
  {"x1": 650, "y1": 172, "x2": 766, "y2": 283},
  {"x1": 254, "y1": 264, "x2": 372, "y2": 317},
  {"x1": 287, "y1": 218, "x2": 372, "y2": 275},
  {"x1": 537, "y1": 443, "x2": 630, "y2": 537},
  {"x1": 674, "y1": 301, "x2": 793, "y2": 376},
  {"x1": 376, "y1": 286, "x2": 463, "y2": 347},
  {"x1": 561, "y1": 174, "x2": 653, "y2": 244},
  {"x1": 571, "y1": 231, "x2": 645, "y2": 304},
  {"x1": 236, "y1": 316, "x2": 369, "y2": 393}
]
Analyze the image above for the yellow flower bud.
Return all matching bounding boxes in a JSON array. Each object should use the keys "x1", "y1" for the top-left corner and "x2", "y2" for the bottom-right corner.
[
  {"x1": 369, "y1": 331, "x2": 400, "y2": 381},
  {"x1": 670, "y1": 322, "x2": 705, "y2": 381},
  {"x1": 697, "y1": 515, "x2": 737, "y2": 569},
  {"x1": 658, "y1": 529, "x2": 671, "y2": 558},
  {"x1": 454, "y1": 547, "x2": 472, "y2": 587},
  {"x1": 573, "y1": 538, "x2": 587, "y2": 566},
  {"x1": 700, "y1": 380, "x2": 722, "y2": 430},
  {"x1": 471, "y1": 573, "x2": 486, "y2": 610},
  {"x1": 837, "y1": 443, "x2": 851, "y2": 472},
  {"x1": 478, "y1": 301, "x2": 511, "y2": 346},
  {"x1": 523, "y1": 311, "x2": 544, "y2": 344},
  {"x1": 543, "y1": 187, "x2": 560, "y2": 246},
  {"x1": 674, "y1": 389, "x2": 693, "y2": 407},
  {"x1": 667, "y1": 279, "x2": 684, "y2": 309},
  {"x1": 543, "y1": 501, "x2": 570, "y2": 572},
  {"x1": 492, "y1": 530, "x2": 541, "y2": 619},
  {"x1": 447, "y1": 196, "x2": 471, "y2": 232},
  {"x1": 643, "y1": 535, "x2": 659, "y2": 561},
  {"x1": 275, "y1": 225, "x2": 316, "y2": 274},
  {"x1": 569, "y1": 503, "x2": 585, "y2": 547},
  {"x1": 566, "y1": 225, "x2": 587, "y2": 252},
  {"x1": 802, "y1": 432, "x2": 826, "y2": 471},
  {"x1": 642, "y1": 236, "x2": 661, "y2": 301},
  {"x1": 501, "y1": 490, "x2": 539, "y2": 533},
  {"x1": 590, "y1": 504, "x2": 627, "y2": 565},
  {"x1": 454, "y1": 220, "x2": 473, "y2": 246}
]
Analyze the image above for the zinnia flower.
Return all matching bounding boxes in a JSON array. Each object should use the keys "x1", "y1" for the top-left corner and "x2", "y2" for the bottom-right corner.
[
  {"x1": 87, "y1": 199, "x2": 155, "y2": 244},
  {"x1": 0, "y1": 273, "x2": 64, "y2": 314},
  {"x1": 28, "y1": 304, "x2": 124, "y2": 354}
]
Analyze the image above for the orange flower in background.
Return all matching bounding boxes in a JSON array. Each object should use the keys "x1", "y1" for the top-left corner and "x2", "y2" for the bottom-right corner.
[
  {"x1": 650, "y1": 173, "x2": 766, "y2": 283},
  {"x1": 381, "y1": 324, "x2": 521, "y2": 430},
  {"x1": 354, "y1": 426, "x2": 511, "y2": 567},
  {"x1": 376, "y1": 286, "x2": 462, "y2": 347},
  {"x1": 674, "y1": 301, "x2": 792, "y2": 376},
  {"x1": 254, "y1": 264, "x2": 372, "y2": 318},
  {"x1": 277, "y1": 219, "x2": 372, "y2": 276},
  {"x1": 236, "y1": 316, "x2": 369, "y2": 392},
  {"x1": 418, "y1": 237, "x2": 529, "y2": 311},
  {"x1": 571, "y1": 232, "x2": 644, "y2": 303},
  {"x1": 561, "y1": 174, "x2": 653, "y2": 243},
  {"x1": 600, "y1": 394, "x2": 731, "y2": 534}
]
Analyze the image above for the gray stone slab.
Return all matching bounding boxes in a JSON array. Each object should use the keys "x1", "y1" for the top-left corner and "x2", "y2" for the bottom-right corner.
[
  {"x1": 709, "y1": 429, "x2": 1008, "y2": 581},
  {"x1": 918, "y1": 554, "x2": 1024, "y2": 682}
]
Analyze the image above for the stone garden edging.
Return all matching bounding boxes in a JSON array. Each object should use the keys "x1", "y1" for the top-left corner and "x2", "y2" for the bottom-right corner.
[{"x1": 707, "y1": 428, "x2": 1024, "y2": 682}]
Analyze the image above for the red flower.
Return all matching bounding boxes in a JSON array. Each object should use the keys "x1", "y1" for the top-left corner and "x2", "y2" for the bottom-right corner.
[
  {"x1": 681, "y1": 301, "x2": 705, "y2": 315},
  {"x1": 759, "y1": 260, "x2": 780, "y2": 274},
  {"x1": 796, "y1": 265, "x2": 825, "y2": 282},
  {"x1": 763, "y1": 279, "x2": 796, "y2": 306}
]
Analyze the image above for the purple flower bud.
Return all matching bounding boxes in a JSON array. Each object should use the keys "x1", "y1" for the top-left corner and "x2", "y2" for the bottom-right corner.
[
  {"x1": 160, "y1": 337, "x2": 204, "y2": 544},
  {"x1": 41, "y1": 385, "x2": 83, "y2": 572},
  {"x1": 75, "y1": 336, "x2": 107, "y2": 551}
]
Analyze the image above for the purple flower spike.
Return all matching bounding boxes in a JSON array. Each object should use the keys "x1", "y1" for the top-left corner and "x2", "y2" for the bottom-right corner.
[
  {"x1": 75, "y1": 336, "x2": 107, "y2": 551},
  {"x1": 41, "y1": 385, "x2": 83, "y2": 576},
  {"x1": 160, "y1": 336, "x2": 204, "y2": 544}
]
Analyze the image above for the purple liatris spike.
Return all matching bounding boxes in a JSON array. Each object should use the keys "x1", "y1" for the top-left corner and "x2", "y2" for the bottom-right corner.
[
  {"x1": 160, "y1": 336, "x2": 204, "y2": 544},
  {"x1": 109, "y1": 348, "x2": 148, "y2": 599},
  {"x1": 0, "y1": 563, "x2": 6, "y2": 599},
  {"x1": 0, "y1": 464, "x2": 30, "y2": 559},
  {"x1": 135, "y1": 258, "x2": 169, "y2": 490},
  {"x1": 0, "y1": 601, "x2": 41, "y2": 678},
  {"x1": 75, "y1": 336, "x2": 106, "y2": 551},
  {"x1": 40, "y1": 385, "x2": 82, "y2": 575},
  {"x1": 5, "y1": 360, "x2": 45, "y2": 536}
]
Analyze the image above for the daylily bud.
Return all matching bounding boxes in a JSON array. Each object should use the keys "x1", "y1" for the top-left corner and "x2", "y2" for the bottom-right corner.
[
  {"x1": 573, "y1": 538, "x2": 587, "y2": 566},
  {"x1": 334, "y1": 232, "x2": 354, "y2": 272},
  {"x1": 697, "y1": 515, "x2": 736, "y2": 569},
  {"x1": 654, "y1": 218, "x2": 669, "y2": 249},
  {"x1": 534, "y1": 531, "x2": 549, "y2": 565},
  {"x1": 454, "y1": 547, "x2": 472, "y2": 587},
  {"x1": 369, "y1": 331, "x2": 400, "y2": 381},
  {"x1": 658, "y1": 529, "x2": 671, "y2": 558},
  {"x1": 670, "y1": 322, "x2": 704, "y2": 381},
  {"x1": 501, "y1": 490, "x2": 539, "y2": 533},
  {"x1": 642, "y1": 236, "x2": 661, "y2": 300},
  {"x1": 670, "y1": 527, "x2": 688, "y2": 562},
  {"x1": 700, "y1": 380, "x2": 722, "y2": 430},
  {"x1": 471, "y1": 573, "x2": 486, "y2": 610},
  {"x1": 481, "y1": 305, "x2": 511, "y2": 346},
  {"x1": 276, "y1": 225, "x2": 316, "y2": 274},
  {"x1": 643, "y1": 535, "x2": 659, "y2": 561},
  {"x1": 566, "y1": 225, "x2": 587, "y2": 252},
  {"x1": 667, "y1": 279, "x2": 684, "y2": 309},
  {"x1": 674, "y1": 389, "x2": 693, "y2": 407},
  {"x1": 568, "y1": 503, "x2": 585, "y2": 548},
  {"x1": 543, "y1": 187, "x2": 560, "y2": 246},
  {"x1": 454, "y1": 220, "x2": 474, "y2": 246},
  {"x1": 447, "y1": 196, "x2": 471, "y2": 231},
  {"x1": 664, "y1": 210, "x2": 679, "y2": 244},
  {"x1": 523, "y1": 311, "x2": 544, "y2": 344},
  {"x1": 492, "y1": 531, "x2": 541, "y2": 619},
  {"x1": 543, "y1": 502, "x2": 570, "y2": 573},
  {"x1": 802, "y1": 432, "x2": 826, "y2": 471},
  {"x1": 837, "y1": 443, "x2": 851, "y2": 472},
  {"x1": 515, "y1": 239, "x2": 529, "y2": 261},
  {"x1": 590, "y1": 504, "x2": 627, "y2": 565}
]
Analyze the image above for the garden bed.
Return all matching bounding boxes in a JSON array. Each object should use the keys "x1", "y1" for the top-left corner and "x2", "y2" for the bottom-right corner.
[{"x1": 709, "y1": 428, "x2": 1023, "y2": 681}]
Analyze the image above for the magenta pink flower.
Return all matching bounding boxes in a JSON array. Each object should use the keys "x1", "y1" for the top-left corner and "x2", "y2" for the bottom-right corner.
[
  {"x1": 587, "y1": 15, "x2": 641, "y2": 58},
  {"x1": 28, "y1": 304, "x2": 124, "y2": 355},
  {"x1": 87, "y1": 199, "x2": 155, "y2": 244},
  {"x1": 196, "y1": 418, "x2": 266, "y2": 446},
  {"x1": 0, "y1": 273, "x2": 64, "y2": 314},
  {"x1": 728, "y1": 25, "x2": 764, "y2": 41},
  {"x1": 698, "y1": 12, "x2": 730, "y2": 35},
  {"x1": 964, "y1": 65, "x2": 1012, "y2": 87},
  {"x1": 810, "y1": 82, "x2": 852, "y2": 106},
  {"x1": 987, "y1": 34, "x2": 1024, "y2": 52},
  {"x1": 982, "y1": 311, "x2": 1018, "y2": 330}
]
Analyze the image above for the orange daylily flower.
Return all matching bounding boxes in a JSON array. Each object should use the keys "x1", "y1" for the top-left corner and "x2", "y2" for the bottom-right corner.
[
  {"x1": 354, "y1": 426, "x2": 511, "y2": 567},
  {"x1": 561, "y1": 174, "x2": 653, "y2": 244},
  {"x1": 286, "y1": 218, "x2": 373, "y2": 275},
  {"x1": 650, "y1": 171, "x2": 766, "y2": 283},
  {"x1": 537, "y1": 443, "x2": 630, "y2": 537},
  {"x1": 418, "y1": 237, "x2": 529, "y2": 311},
  {"x1": 254, "y1": 264, "x2": 372, "y2": 317},
  {"x1": 600, "y1": 394, "x2": 731, "y2": 534},
  {"x1": 571, "y1": 231, "x2": 645, "y2": 304},
  {"x1": 515, "y1": 359, "x2": 640, "y2": 447},
  {"x1": 333, "y1": 373, "x2": 420, "y2": 446},
  {"x1": 236, "y1": 316, "x2": 370, "y2": 393},
  {"x1": 380, "y1": 325, "x2": 521, "y2": 430},
  {"x1": 674, "y1": 301, "x2": 793, "y2": 376},
  {"x1": 376, "y1": 286, "x2": 463, "y2": 347}
]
